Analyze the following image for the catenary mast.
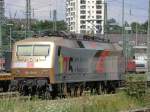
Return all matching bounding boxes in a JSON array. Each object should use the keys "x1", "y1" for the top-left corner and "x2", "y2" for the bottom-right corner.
[{"x1": 0, "y1": 0, "x2": 4, "y2": 57}]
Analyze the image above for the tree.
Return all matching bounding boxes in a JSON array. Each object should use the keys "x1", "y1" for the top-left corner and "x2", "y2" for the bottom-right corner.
[
  {"x1": 131, "y1": 22, "x2": 140, "y2": 33},
  {"x1": 31, "y1": 20, "x2": 67, "y2": 32},
  {"x1": 140, "y1": 21, "x2": 148, "y2": 33},
  {"x1": 2, "y1": 19, "x2": 67, "y2": 52},
  {"x1": 130, "y1": 21, "x2": 148, "y2": 34},
  {"x1": 107, "y1": 18, "x2": 122, "y2": 34}
]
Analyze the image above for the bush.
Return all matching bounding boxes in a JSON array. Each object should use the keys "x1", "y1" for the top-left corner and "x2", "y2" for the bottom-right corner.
[{"x1": 125, "y1": 74, "x2": 147, "y2": 99}]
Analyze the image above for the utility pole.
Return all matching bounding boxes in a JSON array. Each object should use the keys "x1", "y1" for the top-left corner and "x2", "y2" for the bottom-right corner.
[
  {"x1": 53, "y1": 10, "x2": 57, "y2": 31},
  {"x1": 104, "y1": 0, "x2": 108, "y2": 38},
  {"x1": 26, "y1": 0, "x2": 31, "y2": 38},
  {"x1": 0, "y1": 26, "x2": 2, "y2": 57},
  {"x1": 0, "y1": 0, "x2": 4, "y2": 57},
  {"x1": 32, "y1": 8, "x2": 35, "y2": 19},
  {"x1": 122, "y1": 0, "x2": 126, "y2": 71},
  {"x1": 147, "y1": 0, "x2": 150, "y2": 72},
  {"x1": 7, "y1": 24, "x2": 13, "y2": 51},
  {"x1": 135, "y1": 23, "x2": 138, "y2": 46},
  {"x1": 49, "y1": 0, "x2": 52, "y2": 20}
]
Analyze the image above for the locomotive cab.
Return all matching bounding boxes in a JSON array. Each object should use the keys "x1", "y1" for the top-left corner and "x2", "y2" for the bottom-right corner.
[{"x1": 11, "y1": 39, "x2": 56, "y2": 95}]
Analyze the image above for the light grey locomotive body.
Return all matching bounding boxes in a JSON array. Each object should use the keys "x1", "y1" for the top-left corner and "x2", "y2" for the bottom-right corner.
[{"x1": 54, "y1": 42, "x2": 124, "y2": 83}]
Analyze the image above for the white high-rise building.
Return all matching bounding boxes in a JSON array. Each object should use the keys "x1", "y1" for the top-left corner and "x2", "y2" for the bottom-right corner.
[{"x1": 66, "y1": 0, "x2": 105, "y2": 35}]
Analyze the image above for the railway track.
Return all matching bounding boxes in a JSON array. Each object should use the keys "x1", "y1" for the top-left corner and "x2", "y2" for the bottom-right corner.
[
  {"x1": 0, "y1": 90, "x2": 114, "y2": 100},
  {"x1": 0, "y1": 92, "x2": 19, "y2": 98},
  {"x1": 0, "y1": 92, "x2": 31, "y2": 100},
  {"x1": 122, "y1": 108, "x2": 150, "y2": 112}
]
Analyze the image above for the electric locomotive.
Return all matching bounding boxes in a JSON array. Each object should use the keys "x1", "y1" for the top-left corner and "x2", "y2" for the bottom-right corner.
[{"x1": 11, "y1": 33, "x2": 125, "y2": 97}]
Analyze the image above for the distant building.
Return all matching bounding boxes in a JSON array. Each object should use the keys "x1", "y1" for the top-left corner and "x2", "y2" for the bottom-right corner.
[
  {"x1": 66, "y1": 0, "x2": 105, "y2": 35},
  {"x1": 105, "y1": 34, "x2": 148, "y2": 47}
]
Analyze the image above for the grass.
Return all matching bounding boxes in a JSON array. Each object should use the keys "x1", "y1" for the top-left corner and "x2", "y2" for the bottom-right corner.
[
  {"x1": 1, "y1": 74, "x2": 149, "y2": 112},
  {"x1": 0, "y1": 92, "x2": 148, "y2": 112}
]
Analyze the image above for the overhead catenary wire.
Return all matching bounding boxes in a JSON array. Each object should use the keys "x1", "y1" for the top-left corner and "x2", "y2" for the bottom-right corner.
[
  {"x1": 112, "y1": 0, "x2": 148, "y2": 11},
  {"x1": 4, "y1": 0, "x2": 149, "y2": 23},
  {"x1": 147, "y1": 0, "x2": 150, "y2": 72}
]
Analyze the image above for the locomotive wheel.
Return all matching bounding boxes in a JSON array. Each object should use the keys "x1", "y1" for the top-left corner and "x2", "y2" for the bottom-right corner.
[
  {"x1": 77, "y1": 86, "x2": 81, "y2": 97},
  {"x1": 96, "y1": 83, "x2": 102, "y2": 95},
  {"x1": 44, "y1": 91, "x2": 52, "y2": 100},
  {"x1": 63, "y1": 83, "x2": 69, "y2": 97},
  {"x1": 70, "y1": 88, "x2": 74, "y2": 97},
  {"x1": 76, "y1": 85, "x2": 84, "y2": 96},
  {"x1": 3, "y1": 85, "x2": 9, "y2": 92}
]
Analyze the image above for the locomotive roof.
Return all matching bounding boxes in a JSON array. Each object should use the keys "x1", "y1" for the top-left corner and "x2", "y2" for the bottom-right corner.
[
  {"x1": 16, "y1": 36, "x2": 64, "y2": 42},
  {"x1": 15, "y1": 36, "x2": 122, "y2": 51}
]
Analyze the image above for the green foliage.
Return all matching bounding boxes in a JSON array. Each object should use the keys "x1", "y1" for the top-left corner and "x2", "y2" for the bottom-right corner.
[
  {"x1": 107, "y1": 18, "x2": 122, "y2": 34},
  {"x1": 107, "y1": 18, "x2": 148, "y2": 34},
  {"x1": 31, "y1": 20, "x2": 67, "y2": 32},
  {"x1": 1, "y1": 20, "x2": 67, "y2": 52},
  {"x1": 125, "y1": 74, "x2": 147, "y2": 99},
  {"x1": 131, "y1": 21, "x2": 148, "y2": 34}
]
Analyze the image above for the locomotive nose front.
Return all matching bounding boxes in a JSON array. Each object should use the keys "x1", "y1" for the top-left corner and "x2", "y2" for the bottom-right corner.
[{"x1": 11, "y1": 42, "x2": 55, "y2": 83}]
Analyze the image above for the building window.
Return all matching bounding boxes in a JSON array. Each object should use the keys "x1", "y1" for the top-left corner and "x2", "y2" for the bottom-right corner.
[
  {"x1": 80, "y1": 5, "x2": 86, "y2": 9},
  {"x1": 96, "y1": 25, "x2": 102, "y2": 32},
  {"x1": 71, "y1": 2, "x2": 75, "y2": 6},
  {"x1": 96, "y1": 10, "x2": 102, "y2": 14},
  {"x1": 96, "y1": 1, "x2": 102, "y2": 4},
  {"x1": 70, "y1": 27, "x2": 73, "y2": 30},
  {"x1": 88, "y1": 11, "x2": 90, "y2": 14},
  {"x1": 71, "y1": 12, "x2": 75, "y2": 16},
  {"x1": 80, "y1": 10, "x2": 86, "y2": 14},
  {"x1": 96, "y1": 15, "x2": 101, "y2": 19},
  {"x1": 96, "y1": 20, "x2": 101, "y2": 24},
  {"x1": 80, "y1": 30, "x2": 86, "y2": 34},
  {"x1": 80, "y1": 25, "x2": 86, "y2": 29},
  {"x1": 80, "y1": 20, "x2": 86, "y2": 24},
  {"x1": 81, "y1": 0, "x2": 86, "y2": 4},
  {"x1": 71, "y1": 22, "x2": 75, "y2": 25},
  {"x1": 96, "y1": 5, "x2": 102, "y2": 9},
  {"x1": 80, "y1": 15, "x2": 86, "y2": 19}
]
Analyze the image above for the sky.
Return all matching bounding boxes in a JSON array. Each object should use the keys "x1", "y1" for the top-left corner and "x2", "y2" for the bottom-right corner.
[
  {"x1": 5, "y1": 0, "x2": 66, "y2": 20},
  {"x1": 4, "y1": 0, "x2": 149, "y2": 24},
  {"x1": 107, "y1": 0, "x2": 149, "y2": 24}
]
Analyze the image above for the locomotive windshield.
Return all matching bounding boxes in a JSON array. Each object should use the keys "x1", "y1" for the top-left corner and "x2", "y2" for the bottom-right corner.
[
  {"x1": 17, "y1": 45, "x2": 32, "y2": 56},
  {"x1": 34, "y1": 45, "x2": 50, "y2": 56},
  {"x1": 17, "y1": 45, "x2": 50, "y2": 56}
]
